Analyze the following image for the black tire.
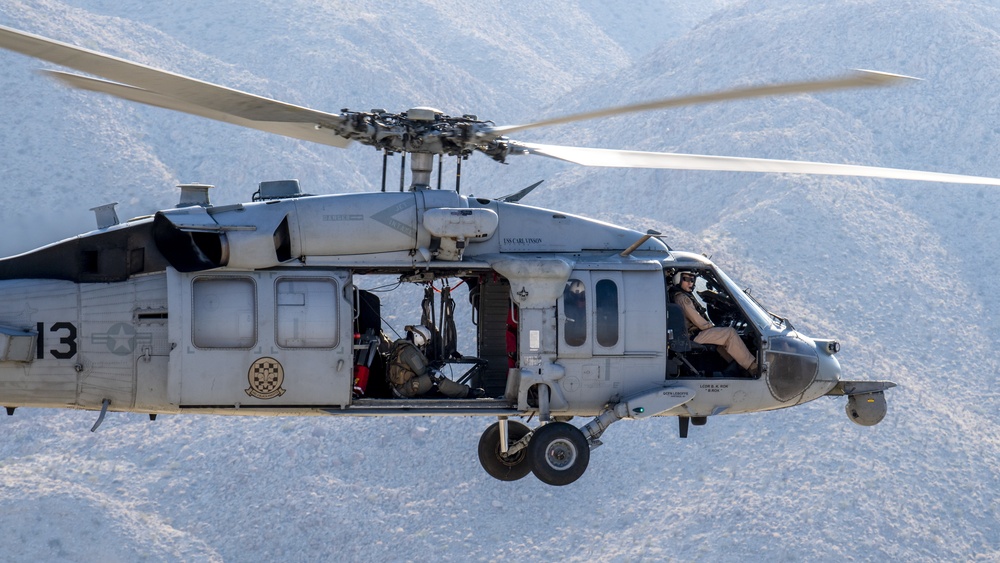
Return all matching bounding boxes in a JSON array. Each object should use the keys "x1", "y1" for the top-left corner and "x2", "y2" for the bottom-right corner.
[
  {"x1": 477, "y1": 420, "x2": 533, "y2": 481},
  {"x1": 528, "y1": 422, "x2": 590, "y2": 486}
]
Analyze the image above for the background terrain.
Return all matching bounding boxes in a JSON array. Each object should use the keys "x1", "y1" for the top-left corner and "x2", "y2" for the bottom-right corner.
[{"x1": 1, "y1": 1, "x2": 998, "y2": 560}]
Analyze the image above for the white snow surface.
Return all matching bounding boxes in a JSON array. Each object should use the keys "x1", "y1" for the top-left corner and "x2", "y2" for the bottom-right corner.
[{"x1": 0, "y1": 1, "x2": 999, "y2": 561}]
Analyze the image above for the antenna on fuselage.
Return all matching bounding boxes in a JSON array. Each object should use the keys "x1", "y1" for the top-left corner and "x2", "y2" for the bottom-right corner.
[{"x1": 620, "y1": 229, "x2": 662, "y2": 257}]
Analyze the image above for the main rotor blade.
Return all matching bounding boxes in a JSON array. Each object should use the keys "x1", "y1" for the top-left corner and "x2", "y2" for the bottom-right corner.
[
  {"x1": 516, "y1": 142, "x2": 1000, "y2": 187},
  {"x1": 492, "y1": 70, "x2": 913, "y2": 136},
  {"x1": 45, "y1": 71, "x2": 351, "y2": 148},
  {"x1": 0, "y1": 24, "x2": 350, "y2": 148}
]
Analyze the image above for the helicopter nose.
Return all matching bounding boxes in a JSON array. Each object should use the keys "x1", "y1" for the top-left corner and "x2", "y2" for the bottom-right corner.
[{"x1": 764, "y1": 335, "x2": 823, "y2": 402}]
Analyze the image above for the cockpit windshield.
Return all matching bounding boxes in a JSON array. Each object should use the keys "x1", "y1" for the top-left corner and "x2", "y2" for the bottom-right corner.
[{"x1": 710, "y1": 267, "x2": 784, "y2": 330}]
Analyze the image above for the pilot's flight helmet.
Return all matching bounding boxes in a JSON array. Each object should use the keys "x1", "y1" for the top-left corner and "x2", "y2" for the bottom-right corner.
[
  {"x1": 673, "y1": 270, "x2": 697, "y2": 286},
  {"x1": 566, "y1": 279, "x2": 585, "y2": 295},
  {"x1": 408, "y1": 325, "x2": 432, "y2": 347}
]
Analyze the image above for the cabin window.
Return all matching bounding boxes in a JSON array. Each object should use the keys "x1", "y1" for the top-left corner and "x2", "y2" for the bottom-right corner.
[
  {"x1": 192, "y1": 277, "x2": 257, "y2": 348},
  {"x1": 563, "y1": 279, "x2": 587, "y2": 346},
  {"x1": 595, "y1": 279, "x2": 619, "y2": 347},
  {"x1": 275, "y1": 278, "x2": 339, "y2": 348}
]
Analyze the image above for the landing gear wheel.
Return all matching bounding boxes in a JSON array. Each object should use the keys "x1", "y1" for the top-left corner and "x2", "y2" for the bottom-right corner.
[
  {"x1": 528, "y1": 421, "x2": 590, "y2": 486},
  {"x1": 478, "y1": 420, "x2": 532, "y2": 481}
]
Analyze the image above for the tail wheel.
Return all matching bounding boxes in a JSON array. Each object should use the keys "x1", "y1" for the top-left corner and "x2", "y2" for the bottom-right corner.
[
  {"x1": 528, "y1": 421, "x2": 590, "y2": 486},
  {"x1": 478, "y1": 420, "x2": 532, "y2": 481}
]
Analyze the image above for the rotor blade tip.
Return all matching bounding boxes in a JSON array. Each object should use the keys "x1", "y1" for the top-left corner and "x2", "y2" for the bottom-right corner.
[{"x1": 854, "y1": 69, "x2": 922, "y2": 84}]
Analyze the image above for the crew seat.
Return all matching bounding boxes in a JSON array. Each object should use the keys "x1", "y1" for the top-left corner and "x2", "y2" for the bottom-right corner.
[{"x1": 665, "y1": 303, "x2": 719, "y2": 377}]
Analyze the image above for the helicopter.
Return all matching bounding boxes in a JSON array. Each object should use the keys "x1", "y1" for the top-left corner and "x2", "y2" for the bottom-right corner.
[{"x1": 2, "y1": 24, "x2": 999, "y2": 487}]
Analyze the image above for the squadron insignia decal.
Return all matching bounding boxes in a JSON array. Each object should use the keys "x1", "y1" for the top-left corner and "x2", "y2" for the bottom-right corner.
[{"x1": 246, "y1": 357, "x2": 286, "y2": 399}]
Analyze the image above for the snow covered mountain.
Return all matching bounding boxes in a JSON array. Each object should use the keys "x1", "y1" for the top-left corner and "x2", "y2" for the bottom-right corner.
[{"x1": 0, "y1": 1, "x2": 997, "y2": 561}]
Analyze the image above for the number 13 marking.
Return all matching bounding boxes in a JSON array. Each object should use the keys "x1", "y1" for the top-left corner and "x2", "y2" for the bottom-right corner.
[{"x1": 35, "y1": 322, "x2": 78, "y2": 360}]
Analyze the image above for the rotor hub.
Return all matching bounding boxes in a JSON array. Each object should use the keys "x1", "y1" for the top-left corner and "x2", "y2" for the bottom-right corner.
[{"x1": 333, "y1": 108, "x2": 509, "y2": 162}]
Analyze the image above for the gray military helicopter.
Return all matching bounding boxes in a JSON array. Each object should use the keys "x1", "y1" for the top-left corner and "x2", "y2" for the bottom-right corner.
[{"x1": 2, "y1": 25, "x2": 998, "y2": 486}]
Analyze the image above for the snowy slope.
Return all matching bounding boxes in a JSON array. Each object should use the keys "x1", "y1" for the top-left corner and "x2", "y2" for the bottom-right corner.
[{"x1": 0, "y1": 1, "x2": 998, "y2": 561}]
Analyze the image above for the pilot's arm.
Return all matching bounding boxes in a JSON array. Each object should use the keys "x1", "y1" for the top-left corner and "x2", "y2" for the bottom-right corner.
[{"x1": 675, "y1": 293, "x2": 714, "y2": 332}]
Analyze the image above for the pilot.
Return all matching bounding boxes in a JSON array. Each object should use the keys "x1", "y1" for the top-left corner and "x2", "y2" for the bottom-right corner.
[
  {"x1": 671, "y1": 271, "x2": 758, "y2": 376},
  {"x1": 387, "y1": 325, "x2": 485, "y2": 398}
]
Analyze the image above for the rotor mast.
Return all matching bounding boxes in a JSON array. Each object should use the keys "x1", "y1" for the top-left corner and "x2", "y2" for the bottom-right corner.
[{"x1": 409, "y1": 152, "x2": 434, "y2": 190}]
